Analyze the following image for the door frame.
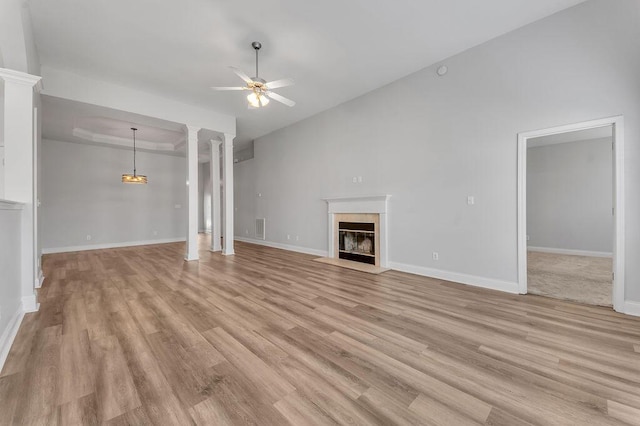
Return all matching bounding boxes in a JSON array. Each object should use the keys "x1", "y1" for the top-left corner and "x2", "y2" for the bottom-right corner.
[{"x1": 517, "y1": 116, "x2": 625, "y2": 311}]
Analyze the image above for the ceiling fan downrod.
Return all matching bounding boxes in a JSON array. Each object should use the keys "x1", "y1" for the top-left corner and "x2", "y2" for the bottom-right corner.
[{"x1": 252, "y1": 41, "x2": 262, "y2": 79}]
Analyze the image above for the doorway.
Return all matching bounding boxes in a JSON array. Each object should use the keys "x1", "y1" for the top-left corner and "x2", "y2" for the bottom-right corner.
[{"x1": 517, "y1": 117, "x2": 625, "y2": 312}]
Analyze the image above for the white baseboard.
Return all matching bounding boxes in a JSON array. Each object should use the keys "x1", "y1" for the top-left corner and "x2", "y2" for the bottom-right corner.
[
  {"x1": 528, "y1": 246, "x2": 612, "y2": 258},
  {"x1": 0, "y1": 308, "x2": 25, "y2": 372},
  {"x1": 235, "y1": 237, "x2": 328, "y2": 258},
  {"x1": 389, "y1": 261, "x2": 520, "y2": 294},
  {"x1": 22, "y1": 295, "x2": 39, "y2": 313},
  {"x1": 35, "y1": 269, "x2": 44, "y2": 289},
  {"x1": 622, "y1": 300, "x2": 640, "y2": 317},
  {"x1": 42, "y1": 237, "x2": 186, "y2": 254}
]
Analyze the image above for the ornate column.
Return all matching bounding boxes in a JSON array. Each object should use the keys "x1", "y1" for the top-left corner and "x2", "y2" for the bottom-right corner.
[
  {"x1": 0, "y1": 68, "x2": 42, "y2": 312},
  {"x1": 185, "y1": 125, "x2": 200, "y2": 261},
  {"x1": 222, "y1": 133, "x2": 235, "y2": 255},
  {"x1": 209, "y1": 138, "x2": 222, "y2": 252}
]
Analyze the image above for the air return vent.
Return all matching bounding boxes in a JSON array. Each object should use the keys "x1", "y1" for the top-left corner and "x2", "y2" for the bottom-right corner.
[{"x1": 255, "y1": 218, "x2": 266, "y2": 240}]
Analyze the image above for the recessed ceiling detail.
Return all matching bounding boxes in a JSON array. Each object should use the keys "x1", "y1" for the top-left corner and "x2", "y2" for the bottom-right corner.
[{"x1": 72, "y1": 127, "x2": 179, "y2": 152}]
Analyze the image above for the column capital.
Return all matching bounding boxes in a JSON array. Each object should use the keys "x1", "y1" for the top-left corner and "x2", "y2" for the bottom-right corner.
[
  {"x1": 185, "y1": 125, "x2": 202, "y2": 135},
  {"x1": 209, "y1": 138, "x2": 223, "y2": 147},
  {"x1": 223, "y1": 133, "x2": 235, "y2": 145},
  {"x1": 0, "y1": 68, "x2": 42, "y2": 92}
]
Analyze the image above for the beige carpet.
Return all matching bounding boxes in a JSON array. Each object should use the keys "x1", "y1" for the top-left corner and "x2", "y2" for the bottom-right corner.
[{"x1": 527, "y1": 251, "x2": 612, "y2": 306}]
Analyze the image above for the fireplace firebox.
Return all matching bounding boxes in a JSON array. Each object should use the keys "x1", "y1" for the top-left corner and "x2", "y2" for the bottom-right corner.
[{"x1": 338, "y1": 222, "x2": 376, "y2": 265}]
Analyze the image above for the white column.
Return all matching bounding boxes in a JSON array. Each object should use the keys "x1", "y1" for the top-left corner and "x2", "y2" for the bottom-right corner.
[
  {"x1": 185, "y1": 125, "x2": 200, "y2": 261},
  {"x1": 222, "y1": 133, "x2": 235, "y2": 255},
  {"x1": 0, "y1": 68, "x2": 42, "y2": 312},
  {"x1": 209, "y1": 139, "x2": 222, "y2": 252}
]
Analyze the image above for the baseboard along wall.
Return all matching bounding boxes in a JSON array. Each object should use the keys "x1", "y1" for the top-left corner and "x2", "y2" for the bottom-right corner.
[
  {"x1": 527, "y1": 246, "x2": 613, "y2": 258},
  {"x1": 42, "y1": 237, "x2": 187, "y2": 254}
]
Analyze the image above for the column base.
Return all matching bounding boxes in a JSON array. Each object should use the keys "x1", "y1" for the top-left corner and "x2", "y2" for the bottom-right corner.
[{"x1": 22, "y1": 294, "x2": 39, "y2": 313}]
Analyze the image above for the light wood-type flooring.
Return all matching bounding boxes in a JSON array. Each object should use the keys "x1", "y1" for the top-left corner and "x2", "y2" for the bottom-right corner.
[
  {"x1": 2, "y1": 237, "x2": 640, "y2": 425},
  {"x1": 528, "y1": 251, "x2": 613, "y2": 306}
]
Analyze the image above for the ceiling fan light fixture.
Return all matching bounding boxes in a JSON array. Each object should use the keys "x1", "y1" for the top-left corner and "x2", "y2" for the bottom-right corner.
[
  {"x1": 247, "y1": 92, "x2": 269, "y2": 108},
  {"x1": 211, "y1": 41, "x2": 295, "y2": 108}
]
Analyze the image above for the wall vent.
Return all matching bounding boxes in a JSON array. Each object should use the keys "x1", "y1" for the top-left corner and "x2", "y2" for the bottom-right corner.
[{"x1": 255, "y1": 218, "x2": 266, "y2": 240}]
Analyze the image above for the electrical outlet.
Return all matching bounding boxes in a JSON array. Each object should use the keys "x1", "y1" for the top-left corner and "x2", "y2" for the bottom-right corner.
[
  {"x1": 174, "y1": 204, "x2": 181, "y2": 209},
  {"x1": 153, "y1": 230, "x2": 158, "y2": 236},
  {"x1": 352, "y1": 176, "x2": 357, "y2": 183},
  {"x1": 432, "y1": 252, "x2": 439, "y2": 261},
  {"x1": 358, "y1": 176, "x2": 363, "y2": 183},
  {"x1": 287, "y1": 234, "x2": 291, "y2": 240},
  {"x1": 86, "y1": 235, "x2": 92, "y2": 241},
  {"x1": 526, "y1": 235, "x2": 530, "y2": 241},
  {"x1": 296, "y1": 235, "x2": 299, "y2": 241},
  {"x1": 467, "y1": 196, "x2": 475, "y2": 205},
  {"x1": 245, "y1": 229, "x2": 249, "y2": 234}
]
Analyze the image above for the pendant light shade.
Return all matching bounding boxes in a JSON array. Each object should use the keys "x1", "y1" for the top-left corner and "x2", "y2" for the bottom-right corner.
[
  {"x1": 122, "y1": 174, "x2": 147, "y2": 184},
  {"x1": 122, "y1": 127, "x2": 147, "y2": 184}
]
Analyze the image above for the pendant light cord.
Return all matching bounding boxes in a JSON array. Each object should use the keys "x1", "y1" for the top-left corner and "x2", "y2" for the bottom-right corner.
[{"x1": 132, "y1": 127, "x2": 137, "y2": 176}]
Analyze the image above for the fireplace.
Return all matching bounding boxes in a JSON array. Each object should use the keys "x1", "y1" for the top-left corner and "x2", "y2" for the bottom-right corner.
[
  {"x1": 323, "y1": 195, "x2": 390, "y2": 269},
  {"x1": 338, "y1": 221, "x2": 376, "y2": 265}
]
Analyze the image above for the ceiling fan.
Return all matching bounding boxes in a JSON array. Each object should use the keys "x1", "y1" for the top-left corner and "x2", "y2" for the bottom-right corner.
[{"x1": 211, "y1": 41, "x2": 296, "y2": 109}]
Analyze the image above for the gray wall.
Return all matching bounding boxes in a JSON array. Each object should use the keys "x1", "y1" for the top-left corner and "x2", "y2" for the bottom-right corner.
[
  {"x1": 0, "y1": 82, "x2": 4, "y2": 199},
  {"x1": 234, "y1": 158, "x2": 257, "y2": 239},
  {"x1": 234, "y1": 0, "x2": 640, "y2": 300},
  {"x1": 0, "y1": 207, "x2": 22, "y2": 357},
  {"x1": 527, "y1": 138, "x2": 613, "y2": 253},
  {"x1": 198, "y1": 162, "x2": 208, "y2": 232},
  {"x1": 41, "y1": 139, "x2": 187, "y2": 251}
]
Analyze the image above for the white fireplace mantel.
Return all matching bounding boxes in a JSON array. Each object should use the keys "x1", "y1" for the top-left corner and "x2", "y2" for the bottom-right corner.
[
  {"x1": 323, "y1": 195, "x2": 391, "y2": 214},
  {"x1": 324, "y1": 195, "x2": 390, "y2": 268}
]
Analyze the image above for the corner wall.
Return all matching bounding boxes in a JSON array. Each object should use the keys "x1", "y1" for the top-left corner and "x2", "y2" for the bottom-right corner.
[{"x1": 234, "y1": 0, "x2": 640, "y2": 302}]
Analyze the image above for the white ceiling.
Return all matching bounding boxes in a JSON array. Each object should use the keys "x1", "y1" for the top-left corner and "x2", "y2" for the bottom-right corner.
[{"x1": 28, "y1": 0, "x2": 586, "y2": 148}]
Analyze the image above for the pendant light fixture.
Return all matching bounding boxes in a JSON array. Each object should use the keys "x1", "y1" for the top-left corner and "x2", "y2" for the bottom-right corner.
[{"x1": 122, "y1": 127, "x2": 147, "y2": 184}]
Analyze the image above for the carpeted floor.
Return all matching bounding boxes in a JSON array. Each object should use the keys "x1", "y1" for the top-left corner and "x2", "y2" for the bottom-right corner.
[{"x1": 527, "y1": 251, "x2": 612, "y2": 306}]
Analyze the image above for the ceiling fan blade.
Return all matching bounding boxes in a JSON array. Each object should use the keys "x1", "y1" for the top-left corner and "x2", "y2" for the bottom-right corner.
[
  {"x1": 230, "y1": 66, "x2": 253, "y2": 84},
  {"x1": 210, "y1": 86, "x2": 247, "y2": 91},
  {"x1": 265, "y1": 78, "x2": 295, "y2": 90},
  {"x1": 266, "y1": 91, "x2": 296, "y2": 107}
]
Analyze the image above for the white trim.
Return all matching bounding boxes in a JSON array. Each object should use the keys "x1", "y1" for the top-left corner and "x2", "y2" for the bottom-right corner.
[
  {"x1": 41, "y1": 237, "x2": 186, "y2": 254},
  {"x1": 0, "y1": 308, "x2": 25, "y2": 371},
  {"x1": 21, "y1": 295, "x2": 39, "y2": 313},
  {"x1": 527, "y1": 246, "x2": 612, "y2": 258},
  {"x1": 35, "y1": 270, "x2": 45, "y2": 289},
  {"x1": 0, "y1": 68, "x2": 42, "y2": 91},
  {"x1": 622, "y1": 300, "x2": 640, "y2": 317},
  {"x1": 323, "y1": 195, "x2": 391, "y2": 213},
  {"x1": 235, "y1": 237, "x2": 328, "y2": 257},
  {"x1": 389, "y1": 262, "x2": 519, "y2": 294},
  {"x1": 517, "y1": 116, "x2": 625, "y2": 312},
  {"x1": 0, "y1": 199, "x2": 25, "y2": 210}
]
